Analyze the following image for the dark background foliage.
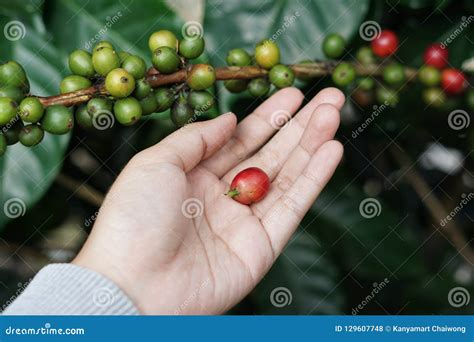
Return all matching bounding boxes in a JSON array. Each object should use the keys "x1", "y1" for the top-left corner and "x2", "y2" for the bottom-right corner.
[{"x1": 0, "y1": 0, "x2": 473, "y2": 314}]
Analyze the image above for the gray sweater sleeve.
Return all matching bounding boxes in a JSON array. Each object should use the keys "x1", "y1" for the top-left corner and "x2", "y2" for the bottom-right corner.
[{"x1": 3, "y1": 263, "x2": 140, "y2": 315}]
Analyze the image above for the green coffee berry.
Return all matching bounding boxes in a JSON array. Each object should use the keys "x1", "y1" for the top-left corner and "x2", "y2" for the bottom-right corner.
[
  {"x1": 376, "y1": 87, "x2": 399, "y2": 107},
  {"x1": 171, "y1": 95, "x2": 194, "y2": 127},
  {"x1": 418, "y1": 65, "x2": 441, "y2": 87},
  {"x1": 134, "y1": 78, "x2": 152, "y2": 99},
  {"x1": 139, "y1": 93, "x2": 158, "y2": 115},
  {"x1": 75, "y1": 104, "x2": 93, "y2": 129},
  {"x1": 224, "y1": 79, "x2": 248, "y2": 93},
  {"x1": 188, "y1": 91, "x2": 215, "y2": 112},
  {"x1": 118, "y1": 51, "x2": 131, "y2": 63},
  {"x1": 151, "y1": 46, "x2": 180, "y2": 74},
  {"x1": 0, "y1": 86, "x2": 24, "y2": 103},
  {"x1": 179, "y1": 37, "x2": 205, "y2": 59},
  {"x1": 0, "y1": 61, "x2": 28, "y2": 90},
  {"x1": 422, "y1": 87, "x2": 446, "y2": 108},
  {"x1": 105, "y1": 68, "x2": 136, "y2": 98},
  {"x1": 383, "y1": 63, "x2": 405, "y2": 85},
  {"x1": 122, "y1": 55, "x2": 146, "y2": 79},
  {"x1": 186, "y1": 64, "x2": 216, "y2": 90},
  {"x1": 60, "y1": 75, "x2": 92, "y2": 94},
  {"x1": 92, "y1": 47, "x2": 120, "y2": 76},
  {"x1": 3, "y1": 120, "x2": 23, "y2": 145},
  {"x1": 226, "y1": 48, "x2": 252, "y2": 67},
  {"x1": 0, "y1": 97, "x2": 18, "y2": 125},
  {"x1": 357, "y1": 77, "x2": 375, "y2": 91},
  {"x1": 148, "y1": 30, "x2": 177, "y2": 52},
  {"x1": 113, "y1": 97, "x2": 142, "y2": 125},
  {"x1": 322, "y1": 33, "x2": 345, "y2": 59},
  {"x1": 41, "y1": 105, "x2": 74, "y2": 134},
  {"x1": 154, "y1": 87, "x2": 175, "y2": 112},
  {"x1": 269, "y1": 64, "x2": 295, "y2": 89},
  {"x1": 19, "y1": 124, "x2": 44, "y2": 147},
  {"x1": 87, "y1": 98, "x2": 113, "y2": 116},
  {"x1": 0, "y1": 134, "x2": 6, "y2": 156},
  {"x1": 18, "y1": 97, "x2": 44, "y2": 123},
  {"x1": 93, "y1": 41, "x2": 114, "y2": 53},
  {"x1": 356, "y1": 46, "x2": 375, "y2": 66},
  {"x1": 68, "y1": 50, "x2": 95, "y2": 78},
  {"x1": 332, "y1": 62, "x2": 356, "y2": 87},
  {"x1": 255, "y1": 39, "x2": 280, "y2": 69},
  {"x1": 248, "y1": 78, "x2": 270, "y2": 97}
]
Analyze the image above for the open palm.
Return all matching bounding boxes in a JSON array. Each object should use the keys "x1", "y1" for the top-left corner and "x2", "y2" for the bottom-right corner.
[{"x1": 74, "y1": 87, "x2": 345, "y2": 314}]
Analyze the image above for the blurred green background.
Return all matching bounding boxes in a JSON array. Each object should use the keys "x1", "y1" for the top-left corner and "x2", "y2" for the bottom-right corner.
[{"x1": 0, "y1": 0, "x2": 473, "y2": 314}]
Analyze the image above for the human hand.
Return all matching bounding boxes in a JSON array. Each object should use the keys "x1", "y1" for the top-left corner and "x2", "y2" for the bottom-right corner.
[{"x1": 73, "y1": 87, "x2": 345, "y2": 314}]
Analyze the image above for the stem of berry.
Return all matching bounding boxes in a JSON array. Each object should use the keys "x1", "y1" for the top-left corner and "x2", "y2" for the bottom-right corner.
[{"x1": 226, "y1": 189, "x2": 239, "y2": 198}]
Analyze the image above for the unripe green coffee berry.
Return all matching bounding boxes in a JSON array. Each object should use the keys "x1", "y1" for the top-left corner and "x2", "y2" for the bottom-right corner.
[
  {"x1": 134, "y1": 78, "x2": 152, "y2": 99},
  {"x1": 155, "y1": 87, "x2": 175, "y2": 112},
  {"x1": 171, "y1": 95, "x2": 194, "y2": 127},
  {"x1": 105, "y1": 68, "x2": 136, "y2": 98},
  {"x1": 114, "y1": 97, "x2": 142, "y2": 125},
  {"x1": 60, "y1": 75, "x2": 92, "y2": 94},
  {"x1": 255, "y1": 39, "x2": 280, "y2": 69},
  {"x1": 248, "y1": 78, "x2": 270, "y2": 97},
  {"x1": 0, "y1": 134, "x2": 6, "y2": 156},
  {"x1": 3, "y1": 120, "x2": 23, "y2": 145},
  {"x1": 186, "y1": 64, "x2": 216, "y2": 90},
  {"x1": 269, "y1": 64, "x2": 295, "y2": 89},
  {"x1": 151, "y1": 46, "x2": 180, "y2": 74},
  {"x1": 332, "y1": 62, "x2": 356, "y2": 87},
  {"x1": 122, "y1": 55, "x2": 146, "y2": 79},
  {"x1": 68, "y1": 50, "x2": 95, "y2": 78},
  {"x1": 87, "y1": 98, "x2": 113, "y2": 116},
  {"x1": 226, "y1": 48, "x2": 252, "y2": 66},
  {"x1": 0, "y1": 86, "x2": 24, "y2": 103},
  {"x1": 418, "y1": 65, "x2": 441, "y2": 87},
  {"x1": 75, "y1": 104, "x2": 93, "y2": 129},
  {"x1": 18, "y1": 97, "x2": 44, "y2": 123},
  {"x1": 188, "y1": 91, "x2": 215, "y2": 112},
  {"x1": 179, "y1": 37, "x2": 205, "y2": 59},
  {"x1": 92, "y1": 47, "x2": 120, "y2": 76},
  {"x1": 376, "y1": 87, "x2": 399, "y2": 107},
  {"x1": 42, "y1": 105, "x2": 74, "y2": 134},
  {"x1": 118, "y1": 51, "x2": 131, "y2": 63},
  {"x1": 422, "y1": 87, "x2": 446, "y2": 108},
  {"x1": 19, "y1": 124, "x2": 44, "y2": 147},
  {"x1": 140, "y1": 93, "x2": 158, "y2": 115},
  {"x1": 356, "y1": 46, "x2": 375, "y2": 66},
  {"x1": 0, "y1": 61, "x2": 28, "y2": 90},
  {"x1": 356, "y1": 77, "x2": 375, "y2": 91},
  {"x1": 0, "y1": 97, "x2": 18, "y2": 125},
  {"x1": 148, "y1": 30, "x2": 177, "y2": 52},
  {"x1": 93, "y1": 41, "x2": 114, "y2": 53},
  {"x1": 322, "y1": 33, "x2": 346, "y2": 59},
  {"x1": 383, "y1": 63, "x2": 405, "y2": 85},
  {"x1": 224, "y1": 79, "x2": 248, "y2": 93}
]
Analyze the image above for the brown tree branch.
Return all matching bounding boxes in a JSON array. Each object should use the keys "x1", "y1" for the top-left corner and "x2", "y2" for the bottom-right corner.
[{"x1": 37, "y1": 62, "x2": 418, "y2": 107}]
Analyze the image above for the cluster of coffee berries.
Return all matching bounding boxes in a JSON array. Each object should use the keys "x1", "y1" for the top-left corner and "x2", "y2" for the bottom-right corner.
[{"x1": 224, "y1": 39, "x2": 295, "y2": 97}]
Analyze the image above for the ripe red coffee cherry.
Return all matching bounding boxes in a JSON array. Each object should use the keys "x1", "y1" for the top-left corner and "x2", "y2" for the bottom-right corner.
[
  {"x1": 441, "y1": 68, "x2": 466, "y2": 95},
  {"x1": 371, "y1": 30, "x2": 398, "y2": 58},
  {"x1": 423, "y1": 43, "x2": 448, "y2": 69},
  {"x1": 227, "y1": 167, "x2": 270, "y2": 205}
]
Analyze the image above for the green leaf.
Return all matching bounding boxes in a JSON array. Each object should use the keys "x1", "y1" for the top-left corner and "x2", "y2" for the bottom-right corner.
[
  {"x1": 0, "y1": 17, "x2": 70, "y2": 230},
  {"x1": 251, "y1": 229, "x2": 345, "y2": 314}
]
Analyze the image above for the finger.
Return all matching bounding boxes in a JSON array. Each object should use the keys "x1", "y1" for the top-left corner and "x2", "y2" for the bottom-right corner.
[
  {"x1": 201, "y1": 87, "x2": 304, "y2": 177},
  {"x1": 138, "y1": 113, "x2": 237, "y2": 172},
  {"x1": 261, "y1": 140, "x2": 344, "y2": 255},
  {"x1": 222, "y1": 87, "x2": 345, "y2": 184},
  {"x1": 252, "y1": 103, "x2": 340, "y2": 217}
]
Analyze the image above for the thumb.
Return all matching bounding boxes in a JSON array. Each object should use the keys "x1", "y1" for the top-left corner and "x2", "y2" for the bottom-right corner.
[{"x1": 143, "y1": 112, "x2": 237, "y2": 172}]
